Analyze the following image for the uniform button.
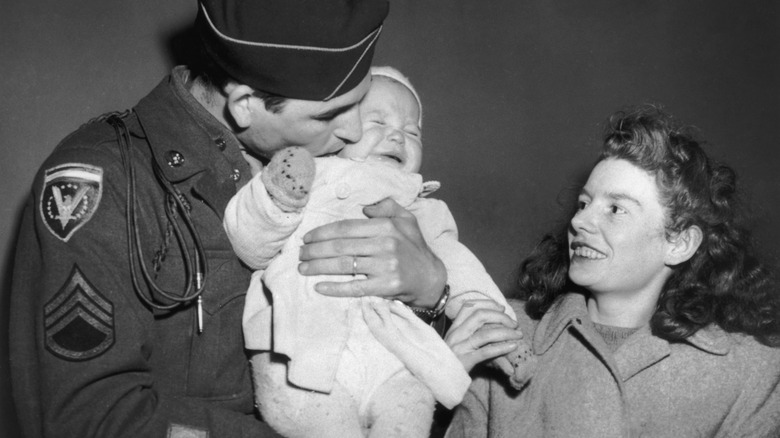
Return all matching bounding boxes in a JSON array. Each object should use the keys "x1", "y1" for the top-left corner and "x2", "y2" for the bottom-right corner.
[
  {"x1": 231, "y1": 169, "x2": 241, "y2": 181},
  {"x1": 215, "y1": 138, "x2": 227, "y2": 151},
  {"x1": 336, "y1": 182, "x2": 351, "y2": 199},
  {"x1": 165, "y1": 151, "x2": 185, "y2": 167}
]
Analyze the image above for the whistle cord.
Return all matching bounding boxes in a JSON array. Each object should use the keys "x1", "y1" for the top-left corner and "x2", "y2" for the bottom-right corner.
[{"x1": 109, "y1": 114, "x2": 208, "y2": 313}]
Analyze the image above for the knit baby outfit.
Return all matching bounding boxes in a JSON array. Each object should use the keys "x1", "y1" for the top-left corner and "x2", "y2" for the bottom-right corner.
[{"x1": 224, "y1": 151, "x2": 530, "y2": 437}]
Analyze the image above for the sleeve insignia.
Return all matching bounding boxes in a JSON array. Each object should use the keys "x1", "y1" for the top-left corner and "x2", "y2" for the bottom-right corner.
[
  {"x1": 39, "y1": 163, "x2": 103, "y2": 242},
  {"x1": 44, "y1": 265, "x2": 115, "y2": 361}
]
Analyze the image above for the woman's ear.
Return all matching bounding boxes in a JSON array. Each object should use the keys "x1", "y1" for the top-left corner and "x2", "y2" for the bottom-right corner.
[
  {"x1": 225, "y1": 84, "x2": 256, "y2": 129},
  {"x1": 665, "y1": 225, "x2": 703, "y2": 266}
]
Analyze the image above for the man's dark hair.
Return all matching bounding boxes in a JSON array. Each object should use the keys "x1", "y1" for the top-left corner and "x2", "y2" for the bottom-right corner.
[{"x1": 190, "y1": 46, "x2": 287, "y2": 113}]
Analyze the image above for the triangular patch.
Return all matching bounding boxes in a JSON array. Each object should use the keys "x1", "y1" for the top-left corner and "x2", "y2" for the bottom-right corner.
[
  {"x1": 44, "y1": 265, "x2": 115, "y2": 361},
  {"x1": 39, "y1": 163, "x2": 103, "y2": 242}
]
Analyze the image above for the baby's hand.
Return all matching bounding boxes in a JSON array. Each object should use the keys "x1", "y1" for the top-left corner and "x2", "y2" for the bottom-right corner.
[
  {"x1": 261, "y1": 147, "x2": 316, "y2": 212},
  {"x1": 486, "y1": 324, "x2": 537, "y2": 390}
]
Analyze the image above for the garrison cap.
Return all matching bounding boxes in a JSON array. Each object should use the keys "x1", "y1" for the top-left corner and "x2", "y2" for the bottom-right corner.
[{"x1": 196, "y1": 0, "x2": 389, "y2": 101}]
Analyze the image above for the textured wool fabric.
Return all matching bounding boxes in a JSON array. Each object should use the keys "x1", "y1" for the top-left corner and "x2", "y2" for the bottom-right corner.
[
  {"x1": 10, "y1": 67, "x2": 276, "y2": 437},
  {"x1": 446, "y1": 295, "x2": 780, "y2": 438},
  {"x1": 196, "y1": 0, "x2": 388, "y2": 100},
  {"x1": 260, "y1": 147, "x2": 316, "y2": 211},
  {"x1": 592, "y1": 322, "x2": 640, "y2": 353}
]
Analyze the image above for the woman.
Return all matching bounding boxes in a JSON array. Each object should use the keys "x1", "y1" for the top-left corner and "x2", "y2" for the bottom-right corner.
[{"x1": 445, "y1": 105, "x2": 780, "y2": 437}]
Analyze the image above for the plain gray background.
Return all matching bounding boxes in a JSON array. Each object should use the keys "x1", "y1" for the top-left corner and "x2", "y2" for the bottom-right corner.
[{"x1": 2, "y1": 1, "x2": 778, "y2": 435}]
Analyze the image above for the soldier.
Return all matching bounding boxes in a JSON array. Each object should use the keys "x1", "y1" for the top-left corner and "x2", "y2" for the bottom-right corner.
[{"x1": 9, "y1": 1, "x2": 452, "y2": 437}]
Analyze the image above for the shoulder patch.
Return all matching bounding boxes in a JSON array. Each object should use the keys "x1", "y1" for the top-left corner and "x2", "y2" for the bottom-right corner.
[
  {"x1": 44, "y1": 265, "x2": 115, "y2": 361},
  {"x1": 39, "y1": 163, "x2": 103, "y2": 242}
]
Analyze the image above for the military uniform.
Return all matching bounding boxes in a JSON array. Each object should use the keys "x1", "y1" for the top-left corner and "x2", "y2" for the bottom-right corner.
[{"x1": 10, "y1": 66, "x2": 281, "y2": 437}]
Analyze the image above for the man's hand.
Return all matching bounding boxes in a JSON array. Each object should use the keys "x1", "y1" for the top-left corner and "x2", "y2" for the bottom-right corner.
[{"x1": 298, "y1": 198, "x2": 446, "y2": 307}]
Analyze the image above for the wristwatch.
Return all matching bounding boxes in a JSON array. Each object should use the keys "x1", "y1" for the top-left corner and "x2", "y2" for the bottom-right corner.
[{"x1": 408, "y1": 284, "x2": 450, "y2": 325}]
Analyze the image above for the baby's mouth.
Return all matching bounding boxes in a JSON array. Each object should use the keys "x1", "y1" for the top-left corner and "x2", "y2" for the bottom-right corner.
[
  {"x1": 381, "y1": 153, "x2": 403, "y2": 164},
  {"x1": 368, "y1": 153, "x2": 404, "y2": 166}
]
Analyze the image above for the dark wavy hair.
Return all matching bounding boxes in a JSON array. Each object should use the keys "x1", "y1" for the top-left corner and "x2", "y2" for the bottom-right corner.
[{"x1": 517, "y1": 105, "x2": 779, "y2": 345}]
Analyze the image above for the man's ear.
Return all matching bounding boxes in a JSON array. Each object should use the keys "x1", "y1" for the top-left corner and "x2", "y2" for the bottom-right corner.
[
  {"x1": 665, "y1": 225, "x2": 703, "y2": 266},
  {"x1": 225, "y1": 84, "x2": 257, "y2": 129}
]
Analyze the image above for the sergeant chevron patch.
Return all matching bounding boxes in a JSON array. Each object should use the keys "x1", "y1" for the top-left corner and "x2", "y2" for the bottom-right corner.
[
  {"x1": 40, "y1": 163, "x2": 103, "y2": 242},
  {"x1": 44, "y1": 265, "x2": 115, "y2": 361}
]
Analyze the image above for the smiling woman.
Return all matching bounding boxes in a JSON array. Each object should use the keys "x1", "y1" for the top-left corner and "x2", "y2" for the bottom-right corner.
[
  {"x1": 520, "y1": 105, "x2": 779, "y2": 343},
  {"x1": 445, "y1": 104, "x2": 780, "y2": 438},
  {"x1": 567, "y1": 158, "x2": 677, "y2": 327}
]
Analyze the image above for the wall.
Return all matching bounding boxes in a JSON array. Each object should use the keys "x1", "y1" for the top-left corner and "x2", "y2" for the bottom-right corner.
[{"x1": 2, "y1": 1, "x2": 778, "y2": 435}]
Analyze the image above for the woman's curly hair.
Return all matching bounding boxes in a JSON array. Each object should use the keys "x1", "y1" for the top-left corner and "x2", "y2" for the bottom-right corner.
[{"x1": 518, "y1": 105, "x2": 779, "y2": 345}]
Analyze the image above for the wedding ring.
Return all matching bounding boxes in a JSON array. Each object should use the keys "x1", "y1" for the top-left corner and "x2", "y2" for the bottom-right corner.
[{"x1": 352, "y1": 256, "x2": 358, "y2": 276}]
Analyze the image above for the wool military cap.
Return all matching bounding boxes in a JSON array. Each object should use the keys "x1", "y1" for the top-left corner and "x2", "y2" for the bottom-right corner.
[{"x1": 196, "y1": 0, "x2": 389, "y2": 101}]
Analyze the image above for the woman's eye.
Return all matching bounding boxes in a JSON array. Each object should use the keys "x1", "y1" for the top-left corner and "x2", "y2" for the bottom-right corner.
[
  {"x1": 577, "y1": 200, "x2": 588, "y2": 210},
  {"x1": 610, "y1": 205, "x2": 626, "y2": 214}
]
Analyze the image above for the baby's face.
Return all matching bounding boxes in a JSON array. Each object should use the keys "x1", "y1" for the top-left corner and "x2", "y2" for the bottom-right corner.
[{"x1": 338, "y1": 77, "x2": 422, "y2": 173}]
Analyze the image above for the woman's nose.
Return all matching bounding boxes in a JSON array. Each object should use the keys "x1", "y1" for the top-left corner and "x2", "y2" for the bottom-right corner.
[{"x1": 570, "y1": 207, "x2": 594, "y2": 233}]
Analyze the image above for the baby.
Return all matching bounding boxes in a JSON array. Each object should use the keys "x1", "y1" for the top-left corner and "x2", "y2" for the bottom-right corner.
[{"x1": 224, "y1": 67, "x2": 534, "y2": 438}]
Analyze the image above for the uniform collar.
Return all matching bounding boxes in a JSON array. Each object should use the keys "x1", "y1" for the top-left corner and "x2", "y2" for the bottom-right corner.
[{"x1": 132, "y1": 66, "x2": 251, "y2": 218}]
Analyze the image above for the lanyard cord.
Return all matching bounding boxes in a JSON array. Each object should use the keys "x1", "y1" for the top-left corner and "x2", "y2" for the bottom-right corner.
[{"x1": 108, "y1": 114, "x2": 208, "y2": 311}]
